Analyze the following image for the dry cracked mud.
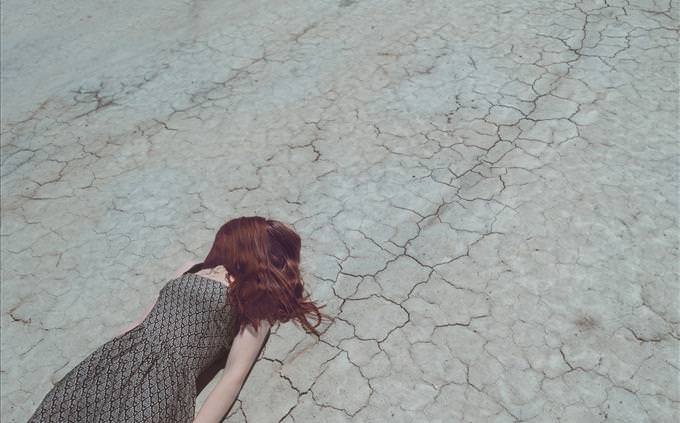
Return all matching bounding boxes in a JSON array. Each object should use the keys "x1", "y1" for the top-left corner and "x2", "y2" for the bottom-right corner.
[{"x1": 1, "y1": 0, "x2": 678, "y2": 422}]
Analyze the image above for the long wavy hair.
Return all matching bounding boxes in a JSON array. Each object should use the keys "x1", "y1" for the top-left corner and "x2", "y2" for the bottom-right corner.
[{"x1": 183, "y1": 216, "x2": 331, "y2": 337}]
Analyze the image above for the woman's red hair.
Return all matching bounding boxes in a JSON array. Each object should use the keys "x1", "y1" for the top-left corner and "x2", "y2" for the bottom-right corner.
[{"x1": 183, "y1": 216, "x2": 331, "y2": 337}]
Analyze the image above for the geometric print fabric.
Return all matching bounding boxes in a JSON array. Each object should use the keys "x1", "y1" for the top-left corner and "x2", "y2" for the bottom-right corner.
[{"x1": 28, "y1": 273, "x2": 238, "y2": 422}]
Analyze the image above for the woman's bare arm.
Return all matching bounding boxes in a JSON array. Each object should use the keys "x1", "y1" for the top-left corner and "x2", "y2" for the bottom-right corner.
[
  {"x1": 117, "y1": 260, "x2": 199, "y2": 336},
  {"x1": 193, "y1": 321, "x2": 271, "y2": 423}
]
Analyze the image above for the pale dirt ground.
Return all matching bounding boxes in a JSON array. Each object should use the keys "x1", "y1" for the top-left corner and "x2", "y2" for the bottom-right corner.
[{"x1": 1, "y1": 0, "x2": 678, "y2": 422}]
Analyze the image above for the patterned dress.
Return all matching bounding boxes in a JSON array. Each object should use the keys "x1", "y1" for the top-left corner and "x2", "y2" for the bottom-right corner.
[{"x1": 28, "y1": 273, "x2": 238, "y2": 423}]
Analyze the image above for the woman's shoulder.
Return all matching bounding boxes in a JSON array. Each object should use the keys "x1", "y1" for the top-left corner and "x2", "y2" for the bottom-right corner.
[
  {"x1": 173, "y1": 260, "x2": 201, "y2": 278},
  {"x1": 194, "y1": 266, "x2": 233, "y2": 288}
]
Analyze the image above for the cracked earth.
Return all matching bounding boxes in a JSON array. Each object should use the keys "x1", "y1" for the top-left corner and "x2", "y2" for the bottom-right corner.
[{"x1": 1, "y1": 0, "x2": 678, "y2": 422}]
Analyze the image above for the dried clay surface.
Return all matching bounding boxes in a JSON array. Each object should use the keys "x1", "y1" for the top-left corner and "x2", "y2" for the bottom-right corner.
[{"x1": 1, "y1": 0, "x2": 678, "y2": 422}]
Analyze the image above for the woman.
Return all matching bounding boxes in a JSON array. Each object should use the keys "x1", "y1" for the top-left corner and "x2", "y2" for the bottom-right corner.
[{"x1": 28, "y1": 216, "x2": 330, "y2": 423}]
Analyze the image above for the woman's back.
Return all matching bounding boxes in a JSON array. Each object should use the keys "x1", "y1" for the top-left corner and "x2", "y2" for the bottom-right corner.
[
  {"x1": 143, "y1": 274, "x2": 236, "y2": 372},
  {"x1": 28, "y1": 273, "x2": 238, "y2": 423}
]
